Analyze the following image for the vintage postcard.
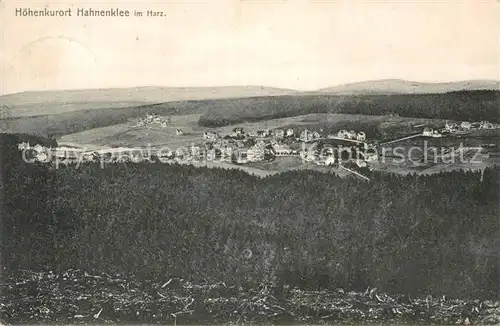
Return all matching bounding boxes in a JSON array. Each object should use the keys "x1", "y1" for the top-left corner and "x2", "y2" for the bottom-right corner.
[{"x1": 1, "y1": 0, "x2": 499, "y2": 324}]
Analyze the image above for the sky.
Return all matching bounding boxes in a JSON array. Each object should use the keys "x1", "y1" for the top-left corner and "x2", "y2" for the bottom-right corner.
[{"x1": 1, "y1": 0, "x2": 499, "y2": 95}]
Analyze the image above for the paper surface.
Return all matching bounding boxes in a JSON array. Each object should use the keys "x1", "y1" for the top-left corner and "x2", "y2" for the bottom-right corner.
[{"x1": 1, "y1": 0, "x2": 498, "y2": 95}]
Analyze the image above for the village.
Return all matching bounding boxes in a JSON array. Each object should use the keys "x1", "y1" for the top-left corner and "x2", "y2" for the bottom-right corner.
[{"x1": 16, "y1": 114, "x2": 500, "y2": 173}]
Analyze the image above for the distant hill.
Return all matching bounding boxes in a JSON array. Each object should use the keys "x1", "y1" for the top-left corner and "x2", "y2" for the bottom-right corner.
[
  {"x1": 0, "y1": 86, "x2": 297, "y2": 117},
  {"x1": 317, "y1": 79, "x2": 500, "y2": 95}
]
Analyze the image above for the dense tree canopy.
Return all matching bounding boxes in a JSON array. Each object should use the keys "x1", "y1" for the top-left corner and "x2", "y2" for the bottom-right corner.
[{"x1": 199, "y1": 91, "x2": 500, "y2": 127}]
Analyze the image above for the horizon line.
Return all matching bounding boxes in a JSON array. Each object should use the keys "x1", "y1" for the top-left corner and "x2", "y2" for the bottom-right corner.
[{"x1": 1, "y1": 78, "x2": 500, "y2": 97}]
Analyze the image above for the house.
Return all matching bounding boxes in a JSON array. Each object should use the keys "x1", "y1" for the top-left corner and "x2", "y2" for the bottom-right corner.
[
  {"x1": 191, "y1": 145, "x2": 203, "y2": 159},
  {"x1": 286, "y1": 129, "x2": 295, "y2": 137},
  {"x1": 348, "y1": 131, "x2": 357, "y2": 139},
  {"x1": 337, "y1": 130, "x2": 349, "y2": 139},
  {"x1": 305, "y1": 151, "x2": 317, "y2": 162},
  {"x1": 273, "y1": 144, "x2": 293, "y2": 156},
  {"x1": 176, "y1": 129, "x2": 184, "y2": 136},
  {"x1": 175, "y1": 147, "x2": 190, "y2": 159},
  {"x1": 247, "y1": 130, "x2": 258, "y2": 137},
  {"x1": 422, "y1": 127, "x2": 434, "y2": 137},
  {"x1": 480, "y1": 121, "x2": 494, "y2": 129},
  {"x1": 460, "y1": 122, "x2": 472, "y2": 130},
  {"x1": 444, "y1": 121, "x2": 458, "y2": 132},
  {"x1": 356, "y1": 132, "x2": 366, "y2": 141},
  {"x1": 247, "y1": 146, "x2": 265, "y2": 162},
  {"x1": 325, "y1": 156, "x2": 336, "y2": 166},
  {"x1": 220, "y1": 147, "x2": 233, "y2": 162},
  {"x1": 432, "y1": 130, "x2": 442, "y2": 138},
  {"x1": 299, "y1": 129, "x2": 315, "y2": 142},
  {"x1": 206, "y1": 149, "x2": 221, "y2": 161},
  {"x1": 33, "y1": 144, "x2": 45, "y2": 153},
  {"x1": 160, "y1": 121, "x2": 168, "y2": 128},
  {"x1": 157, "y1": 150, "x2": 174, "y2": 161},
  {"x1": 233, "y1": 127, "x2": 244, "y2": 137},
  {"x1": 363, "y1": 151, "x2": 378, "y2": 162},
  {"x1": 36, "y1": 152, "x2": 49, "y2": 163},
  {"x1": 313, "y1": 131, "x2": 321, "y2": 139},
  {"x1": 235, "y1": 149, "x2": 248, "y2": 164},
  {"x1": 153, "y1": 117, "x2": 161, "y2": 123},
  {"x1": 356, "y1": 159, "x2": 367, "y2": 168},
  {"x1": 255, "y1": 129, "x2": 270, "y2": 138},
  {"x1": 203, "y1": 131, "x2": 219, "y2": 141},
  {"x1": 274, "y1": 129, "x2": 285, "y2": 138},
  {"x1": 131, "y1": 152, "x2": 145, "y2": 163},
  {"x1": 18, "y1": 142, "x2": 30, "y2": 150},
  {"x1": 137, "y1": 121, "x2": 146, "y2": 127}
]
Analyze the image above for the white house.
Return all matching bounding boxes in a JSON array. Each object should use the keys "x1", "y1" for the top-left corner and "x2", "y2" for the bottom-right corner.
[
  {"x1": 18, "y1": 142, "x2": 30, "y2": 150},
  {"x1": 444, "y1": 121, "x2": 457, "y2": 131},
  {"x1": 356, "y1": 159, "x2": 367, "y2": 168},
  {"x1": 206, "y1": 149, "x2": 217, "y2": 161},
  {"x1": 348, "y1": 131, "x2": 357, "y2": 139},
  {"x1": 273, "y1": 144, "x2": 292, "y2": 156},
  {"x1": 337, "y1": 130, "x2": 349, "y2": 139},
  {"x1": 235, "y1": 149, "x2": 248, "y2": 164},
  {"x1": 33, "y1": 144, "x2": 45, "y2": 153},
  {"x1": 356, "y1": 132, "x2": 366, "y2": 141},
  {"x1": 422, "y1": 127, "x2": 434, "y2": 137},
  {"x1": 274, "y1": 129, "x2": 285, "y2": 138},
  {"x1": 479, "y1": 121, "x2": 494, "y2": 129},
  {"x1": 300, "y1": 129, "x2": 315, "y2": 142},
  {"x1": 460, "y1": 122, "x2": 472, "y2": 130},
  {"x1": 191, "y1": 145, "x2": 203, "y2": 158},
  {"x1": 233, "y1": 127, "x2": 244, "y2": 137},
  {"x1": 325, "y1": 156, "x2": 336, "y2": 166},
  {"x1": 36, "y1": 152, "x2": 49, "y2": 163},
  {"x1": 247, "y1": 146, "x2": 265, "y2": 162},
  {"x1": 176, "y1": 129, "x2": 184, "y2": 136},
  {"x1": 203, "y1": 131, "x2": 219, "y2": 141},
  {"x1": 157, "y1": 150, "x2": 174, "y2": 160},
  {"x1": 221, "y1": 147, "x2": 233, "y2": 162},
  {"x1": 432, "y1": 130, "x2": 442, "y2": 138},
  {"x1": 175, "y1": 147, "x2": 190, "y2": 159},
  {"x1": 286, "y1": 129, "x2": 295, "y2": 137}
]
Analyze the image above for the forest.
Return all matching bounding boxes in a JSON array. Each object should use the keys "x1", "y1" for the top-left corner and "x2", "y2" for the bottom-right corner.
[
  {"x1": 198, "y1": 90, "x2": 500, "y2": 127},
  {"x1": 1, "y1": 133, "x2": 499, "y2": 305}
]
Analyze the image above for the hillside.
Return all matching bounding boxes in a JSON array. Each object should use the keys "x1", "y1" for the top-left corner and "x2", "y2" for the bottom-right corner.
[
  {"x1": 317, "y1": 79, "x2": 500, "y2": 95},
  {"x1": 198, "y1": 90, "x2": 500, "y2": 127},
  {"x1": 0, "y1": 86, "x2": 296, "y2": 117},
  {"x1": 4, "y1": 90, "x2": 499, "y2": 138}
]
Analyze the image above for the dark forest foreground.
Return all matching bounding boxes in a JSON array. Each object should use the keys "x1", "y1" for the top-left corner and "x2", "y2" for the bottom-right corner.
[
  {"x1": 1, "y1": 133, "x2": 499, "y2": 324},
  {"x1": 2, "y1": 269, "x2": 500, "y2": 325}
]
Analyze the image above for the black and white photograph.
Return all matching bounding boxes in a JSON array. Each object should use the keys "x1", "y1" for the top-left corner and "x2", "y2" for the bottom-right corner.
[{"x1": 0, "y1": 0, "x2": 499, "y2": 324}]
